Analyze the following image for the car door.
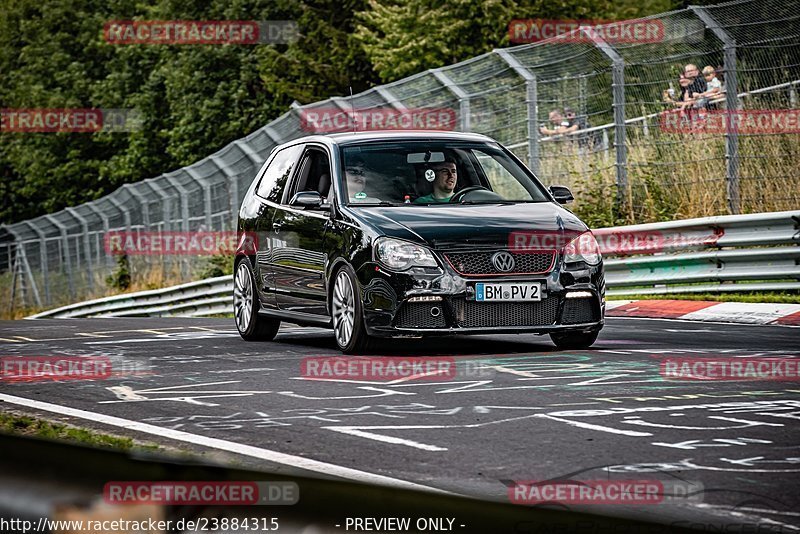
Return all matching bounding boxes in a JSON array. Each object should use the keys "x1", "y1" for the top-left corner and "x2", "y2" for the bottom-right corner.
[
  {"x1": 252, "y1": 143, "x2": 304, "y2": 307},
  {"x1": 272, "y1": 144, "x2": 333, "y2": 316}
]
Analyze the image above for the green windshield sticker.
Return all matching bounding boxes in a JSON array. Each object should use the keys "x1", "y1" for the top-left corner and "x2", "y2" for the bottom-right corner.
[{"x1": 354, "y1": 191, "x2": 367, "y2": 199}]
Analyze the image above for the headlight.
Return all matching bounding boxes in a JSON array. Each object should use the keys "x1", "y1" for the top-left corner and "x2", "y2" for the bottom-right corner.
[
  {"x1": 374, "y1": 238, "x2": 438, "y2": 270},
  {"x1": 563, "y1": 231, "x2": 602, "y2": 265}
]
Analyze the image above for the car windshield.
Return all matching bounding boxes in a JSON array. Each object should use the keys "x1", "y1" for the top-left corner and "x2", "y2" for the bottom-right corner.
[{"x1": 340, "y1": 141, "x2": 550, "y2": 206}]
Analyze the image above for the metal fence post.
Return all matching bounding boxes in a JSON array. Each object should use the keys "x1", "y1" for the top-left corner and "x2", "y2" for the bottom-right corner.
[
  {"x1": 495, "y1": 49, "x2": 539, "y2": 176},
  {"x1": 64, "y1": 207, "x2": 94, "y2": 293},
  {"x1": 185, "y1": 166, "x2": 214, "y2": 230},
  {"x1": 691, "y1": 6, "x2": 740, "y2": 215},
  {"x1": 84, "y1": 203, "x2": 113, "y2": 269},
  {"x1": 44, "y1": 215, "x2": 75, "y2": 301},
  {"x1": 376, "y1": 86, "x2": 409, "y2": 112},
  {"x1": 583, "y1": 26, "x2": 627, "y2": 216},
  {"x1": 431, "y1": 68, "x2": 471, "y2": 132},
  {"x1": 23, "y1": 222, "x2": 51, "y2": 305},
  {"x1": 210, "y1": 155, "x2": 243, "y2": 228}
]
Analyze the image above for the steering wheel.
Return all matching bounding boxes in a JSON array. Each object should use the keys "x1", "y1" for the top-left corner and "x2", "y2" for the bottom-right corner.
[{"x1": 449, "y1": 185, "x2": 490, "y2": 203}]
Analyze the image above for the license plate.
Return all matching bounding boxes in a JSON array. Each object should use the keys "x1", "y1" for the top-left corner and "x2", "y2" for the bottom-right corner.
[{"x1": 475, "y1": 282, "x2": 542, "y2": 302}]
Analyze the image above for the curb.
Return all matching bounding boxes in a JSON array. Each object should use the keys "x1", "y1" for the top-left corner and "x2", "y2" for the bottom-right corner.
[{"x1": 606, "y1": 299, "x2": 800, "y2": 326}]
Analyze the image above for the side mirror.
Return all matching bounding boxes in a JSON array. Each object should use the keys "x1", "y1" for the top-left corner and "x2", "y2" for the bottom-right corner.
[
  {"x1": 549, "y1": 185, "x2": 574, "y2": 204},
  {"x1": 290, "y1": 191, "x2": 324, "y2": 209}
]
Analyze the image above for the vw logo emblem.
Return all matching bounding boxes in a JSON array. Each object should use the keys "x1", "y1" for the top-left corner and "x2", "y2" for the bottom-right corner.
[{"x1": 491, "y1": 251, "x2": 515, "y2": 272}]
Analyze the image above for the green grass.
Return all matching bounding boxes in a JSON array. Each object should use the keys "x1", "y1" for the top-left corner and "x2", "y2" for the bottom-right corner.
[
  {"x1": 0, "y1": 412, "x2": 161, "y2": 451},
  {"x1": 607, "y1": 292, "x2": 800, "y2": 304}
]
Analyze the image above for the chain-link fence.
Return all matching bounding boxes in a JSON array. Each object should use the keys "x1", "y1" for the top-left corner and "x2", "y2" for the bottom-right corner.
[{"x1": 2, "y1": 0, "x2": 799, "y2": 314}]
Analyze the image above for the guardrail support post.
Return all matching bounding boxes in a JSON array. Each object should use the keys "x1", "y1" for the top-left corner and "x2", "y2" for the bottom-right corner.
[
  {"x1": 691, "y1": 5, "x2": 740, "y2": 215},
  {"x1": 583, "y1": 26, "x2": 627, "y2": 218}
]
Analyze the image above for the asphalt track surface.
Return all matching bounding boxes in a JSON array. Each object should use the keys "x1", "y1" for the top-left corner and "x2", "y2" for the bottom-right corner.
[{"x1": 1, "y1": 317, "x2": 799, "y2": 532}]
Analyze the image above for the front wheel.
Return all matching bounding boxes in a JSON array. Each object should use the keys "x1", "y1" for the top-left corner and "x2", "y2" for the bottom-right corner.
[
  {"x1": 233, "y1": 259, "x2": 280, "y2": 341},
  {"x1": 550, "y1": 330, "x2": 599, "y2": 350},
  {"x1": 331, "y1": 264, "x2": 370, "y2": 354}
]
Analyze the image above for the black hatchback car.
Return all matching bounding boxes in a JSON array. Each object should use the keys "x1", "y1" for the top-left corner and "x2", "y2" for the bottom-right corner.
[{"x1": 234, "y1": 132, "x2": 604, "y2": 353}]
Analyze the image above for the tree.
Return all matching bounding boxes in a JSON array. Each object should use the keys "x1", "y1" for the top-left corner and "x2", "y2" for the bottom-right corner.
[{"x1": 355, "y1": 0, "x2": 679, "y2": 83}]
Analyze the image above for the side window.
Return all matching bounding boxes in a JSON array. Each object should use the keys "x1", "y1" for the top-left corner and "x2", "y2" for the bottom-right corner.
[
  {"x1": 287, "y1": 148, "x2": 331, "y2": 204},
  {"x1": 256, "y1": 145, "x2": 304, "y2": 203}
]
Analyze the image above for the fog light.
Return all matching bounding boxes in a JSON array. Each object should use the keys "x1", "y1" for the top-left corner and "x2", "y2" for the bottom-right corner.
[
  {"x1": 408, "y1": 296, "x2": 443, "y2": 302},
  {"x1": 565, "y1": 291, "x2": 593, "y2": 299}
]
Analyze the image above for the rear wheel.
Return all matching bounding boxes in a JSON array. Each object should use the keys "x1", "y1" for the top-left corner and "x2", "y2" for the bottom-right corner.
[
  {"x1": 331, "y1": 265, "x2": 370, "y2": 354},
  {"x1": 550, "y1": 330, "x2": 599, "y2": 350},
  {"x1": 234, "y1": 259, "x2": 280, "y2": 341}
]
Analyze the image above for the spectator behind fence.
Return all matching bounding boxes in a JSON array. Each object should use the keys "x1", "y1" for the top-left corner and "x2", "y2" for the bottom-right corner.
[
  {"x1": 539, "y1": 110, "x2": 575, "y2": 136},
  {"x1": 677, "y1": 73, "x2": 695, "y2": 109},
  {"x1": 699, "y1": 66, "x2": 725, "y2": 108},
  {"x1": 684, "y1": 63, "x2": 709, "y2": 110},
  {"x1": 564, "y1": 107, "x2": 596, "y2": 148}
]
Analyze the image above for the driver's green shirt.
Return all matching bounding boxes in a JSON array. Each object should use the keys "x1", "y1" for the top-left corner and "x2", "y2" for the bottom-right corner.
[{"x1": 414, "y1": 193, "x2": 453, "y2": 204}]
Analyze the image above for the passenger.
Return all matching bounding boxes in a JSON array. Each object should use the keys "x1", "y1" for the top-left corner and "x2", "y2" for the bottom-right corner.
[{"x1": 344, "y1": 157, "x2": 379, "y2": 202}]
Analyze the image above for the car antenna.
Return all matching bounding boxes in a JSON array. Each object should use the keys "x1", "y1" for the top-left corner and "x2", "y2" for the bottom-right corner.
[{"x1": 349, "y1": 85, "x2": 357, "y2": 134}]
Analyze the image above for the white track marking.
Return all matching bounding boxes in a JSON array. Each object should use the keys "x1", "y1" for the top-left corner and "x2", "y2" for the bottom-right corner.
[
  {"x1": 534, "y1": 414, "x2": 652, "y2": 436},
  {"x1": 0, "y1": 393, "x2": 454, "y2": 495},
  {"x1": 325, "y1": 426, "x2": 448, "y2": 452}
]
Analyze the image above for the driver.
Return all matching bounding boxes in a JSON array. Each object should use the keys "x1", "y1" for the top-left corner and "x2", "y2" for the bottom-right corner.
[{"x1": 414, "y1": 159, "x2": 457, "y2": 203}]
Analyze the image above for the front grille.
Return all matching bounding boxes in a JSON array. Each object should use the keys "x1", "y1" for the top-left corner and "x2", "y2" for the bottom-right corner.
[
  {"x1": 562, "y1": 298, "x2": 598, "y2": 324},
  {"x1": 395, "y1": 302, "x2": 447, "y2": 329},
  {"x1": 451, "y1": 296, "x2": 559, "y2": 328},
  {"x1": 443, "y1": 250, "x2": 555, "y2": 276}
]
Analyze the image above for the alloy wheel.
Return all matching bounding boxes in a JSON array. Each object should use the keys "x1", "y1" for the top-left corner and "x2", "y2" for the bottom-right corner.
[
  {"x1": 233, "y1": 262, "x2": 253, "y2": 333},
  {"x1": 332, "y1": 270, "x2": 355, "y2": 347}
]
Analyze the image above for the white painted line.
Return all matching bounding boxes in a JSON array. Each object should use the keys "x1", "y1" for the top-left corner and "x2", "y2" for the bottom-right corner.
[
  {"x1": 326, "y1": 426, "x2": 448, "y2": 452},
  {"x1": 607, "y1": 316, "x2": 800, "y2": 328},
  {"x1": 0, "y1": 392, "x2": 454, "y2": 495},
  {"x1": 533, "y1": 414, "x2": 652, "y2": 437},
  {"x1": 603, "y1": 300, "x2": 633, "y2": 310},
  {"x1": 679, "y1": 302, "x2": 800, "y2": 325}
]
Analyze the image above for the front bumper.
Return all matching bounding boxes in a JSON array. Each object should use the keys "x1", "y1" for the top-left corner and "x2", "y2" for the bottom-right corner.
[{"x1": 358, "y1": 257, "x2": 605, "y2": 338}]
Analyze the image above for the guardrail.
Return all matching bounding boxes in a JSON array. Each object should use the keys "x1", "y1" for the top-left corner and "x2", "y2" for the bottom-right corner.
[{"x1": 29, "y1": 211, "x2": 799, "y2": 318}]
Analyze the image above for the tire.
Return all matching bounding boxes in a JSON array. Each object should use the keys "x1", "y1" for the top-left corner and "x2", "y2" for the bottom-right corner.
[
  {"x1": 331, "y1": 264, "x2": 371, "y2": 354},
  {"x1": 550, "y1": 330, "x2": 599, "y2": 350},
  {"x1": 233, "y1": 258, "x2": 280, "y2": 341}
]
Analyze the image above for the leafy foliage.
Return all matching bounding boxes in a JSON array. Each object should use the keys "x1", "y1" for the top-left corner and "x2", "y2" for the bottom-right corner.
[{"x1": 1, "y1": 0, "x2": 683, "y2": 225}]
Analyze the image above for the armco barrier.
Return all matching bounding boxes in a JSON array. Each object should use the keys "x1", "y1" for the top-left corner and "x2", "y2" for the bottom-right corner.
[{"x1": 29, "y1": 211, "x2": 799, "y2": 319}]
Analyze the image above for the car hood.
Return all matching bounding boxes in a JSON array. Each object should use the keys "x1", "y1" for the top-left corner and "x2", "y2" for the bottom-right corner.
[{"x1": 350, "y1": 202, "x2": 589, "y2": 249}]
